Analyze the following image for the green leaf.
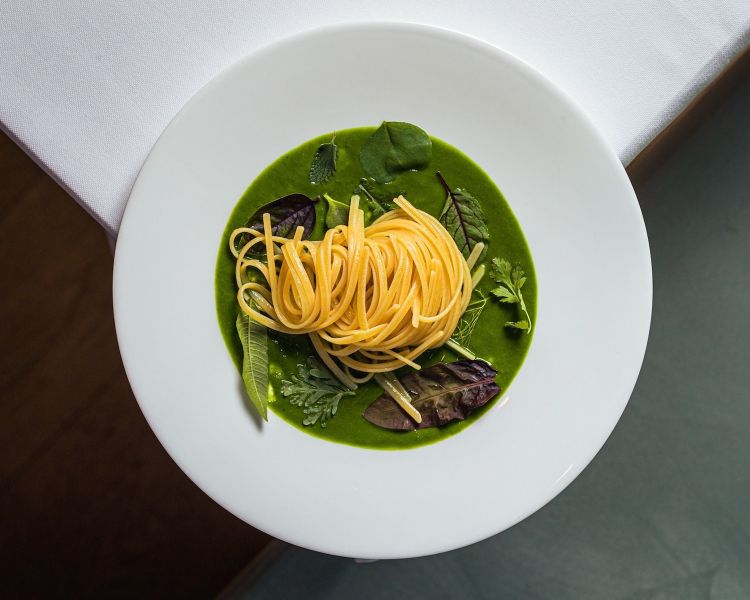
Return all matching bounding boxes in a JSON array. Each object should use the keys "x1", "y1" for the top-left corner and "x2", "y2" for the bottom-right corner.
[
  {"x1": 489, "y1": 257, "x2": 533, "y2": 334},
  {"x1": 511, "y1": 263, "x2": 526, "y2": 289},
  {"x1": 492, "y1": 257, "x2": 512, "y2": 279},
  {"x1": 281, "y1": 357, "x2": 355, "y2": 428},
  {"x1": 323, "y1": 193, "x2": 350, "y2": 229},
  {"x1": 360, "y1": 122, "x2": 432, "y2": 183},
  {"x1": 436, "y1": 172, "x2": 490, "y2": 262},
  {"x1": 356, "y1": 178, "x2": 403, "y2": 223},
  {"x1": 309, "y1": 134, "x2": 338, "y2": 184},
  {"x1": 490, "y1": 286, "x2": 518, "y2": 303},
  {"x1": 236, "y1": 312, "x2": 269, "y2": 420}
]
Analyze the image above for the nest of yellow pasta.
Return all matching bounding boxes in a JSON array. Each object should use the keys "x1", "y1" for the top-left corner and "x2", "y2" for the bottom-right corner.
[{"x1": 230, "y1": 196, "x2": 472, "y2": 389}]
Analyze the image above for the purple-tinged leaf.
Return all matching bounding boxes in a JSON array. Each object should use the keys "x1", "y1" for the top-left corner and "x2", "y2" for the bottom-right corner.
[
  {"x1": 364, "y1": 360, "x2": 500, "y2": 430},
  {"x1": 234, "y1": 194, "x2": 318, "y2": 254}
]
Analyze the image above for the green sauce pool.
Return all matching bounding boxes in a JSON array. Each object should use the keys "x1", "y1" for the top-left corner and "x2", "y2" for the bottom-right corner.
[{"x1": 215, "y1": 127, "x2": 536, "y2": 449}]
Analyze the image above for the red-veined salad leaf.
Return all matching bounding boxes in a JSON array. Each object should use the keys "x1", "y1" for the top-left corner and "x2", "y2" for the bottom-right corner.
[
  {"x1": 234, "y1": 194, "x2": 318, "y2": 254},
  {"x1": 364, "y1": 360, "x2": 500, "y2": 430}
]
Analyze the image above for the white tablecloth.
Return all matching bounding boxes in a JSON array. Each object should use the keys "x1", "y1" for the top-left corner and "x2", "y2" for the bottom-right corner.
[{"x1": 1, "y1": 1, "x2": 748, "y2": 236}]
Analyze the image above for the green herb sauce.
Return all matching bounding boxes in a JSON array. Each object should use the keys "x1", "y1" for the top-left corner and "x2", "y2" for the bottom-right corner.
[{"x1": 215, "y1": 127, "x2": 536, "y2": 449}]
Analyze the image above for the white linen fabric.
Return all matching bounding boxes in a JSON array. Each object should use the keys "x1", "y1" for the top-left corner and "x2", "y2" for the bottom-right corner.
[{"x1": 1, "y1": 1, "x2": 748, "y2": 235}]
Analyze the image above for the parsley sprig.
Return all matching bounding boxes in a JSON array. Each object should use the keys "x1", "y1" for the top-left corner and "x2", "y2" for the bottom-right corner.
[{"x1": 490, "y1": 258, "x2": 532, "y2": 333}]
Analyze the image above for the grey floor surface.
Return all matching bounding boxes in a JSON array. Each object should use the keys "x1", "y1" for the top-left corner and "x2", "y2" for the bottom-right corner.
[{"x1": 232, "y1": 73, "x2": 750, "y2": 599}]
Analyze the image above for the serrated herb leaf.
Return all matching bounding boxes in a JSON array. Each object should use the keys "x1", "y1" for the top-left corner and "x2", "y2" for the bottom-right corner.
[
  {"x1": 281, "y1": 357, "x2": 355, "y2": 428},
  {"x1": 323, "y1": 193, "x2": 350, "y2": 229},
  {"x1": 360, "y1": 122, "x2": 432, "y2": 183},
  {"x1": 490, "y1": 286, "x2": 517, "y2": 302},
  {"x1": 234, "y1": 194, "x2": 318, "y2": 254},
  {"x1": 309, "y1": 134, "x2": 338, "y2": 184},
  {"x1": 437, "y1": 172, "x2": 490, "y2": 263},
  {"x1": 490, "y1": 257, "x2": 533, "y2": 334},
  {"x1": 236, "y1": 312, "x2": 269, "y2": 420},
  {"x1": 363, "y1": 360, "x2": 500, "y2": 430}
]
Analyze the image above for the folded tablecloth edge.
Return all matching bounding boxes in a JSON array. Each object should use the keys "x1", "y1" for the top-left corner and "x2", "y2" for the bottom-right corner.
[
  {"x1": 620, "y1": 27, "x2": 750, "y2": 164},
  {"x1": 1, "y1": 119, "x2": 118, "y2": 238},
  {"x1": 4, "y1": 26, "x2": 750, "y2": 239}
]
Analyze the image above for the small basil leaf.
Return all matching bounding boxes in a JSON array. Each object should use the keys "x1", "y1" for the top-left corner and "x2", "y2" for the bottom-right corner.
[
  {"x1": 363, "y1": 360, "x2": 500, "y2": 430},
  {"x1": 360, "y1": 122, "x2": 432, "y2": 183},
  {"x1": 309, "y1": 135, "x2": 338, "y2": 184},
  {"x1": 236, "y1": 312, "x2": 269, "y2": 421},
  {"x1": 436, "y1": 172, "x2": 490, "y2": 262},
  {"x1": 234, "y1": 194, "x2": 318, "y2": 254}
]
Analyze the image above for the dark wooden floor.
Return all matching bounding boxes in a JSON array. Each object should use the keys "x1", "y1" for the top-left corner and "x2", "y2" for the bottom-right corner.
[{"x1": 0, "y1": 132, "x2": 269, "y2": 598}]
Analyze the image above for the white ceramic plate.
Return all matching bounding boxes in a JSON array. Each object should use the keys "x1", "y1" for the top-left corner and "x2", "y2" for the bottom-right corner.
[{"x1": 114, "y1": 23, "x2": 651, "y2": 559}]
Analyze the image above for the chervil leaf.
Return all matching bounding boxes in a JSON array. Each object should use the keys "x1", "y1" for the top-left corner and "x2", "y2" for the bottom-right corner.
[
  {"x1": 490, "y1": 257, "x2": 532, "y2": 334},
  {"x1": 281, "y1": 357, "x2": 355, "y2": 428},
  {"x1": 437, "y1": 172, "x2": 490, "y2": 262},
  {"x1": 309, "y1": 134, "x2": 338, "y2": 184}
]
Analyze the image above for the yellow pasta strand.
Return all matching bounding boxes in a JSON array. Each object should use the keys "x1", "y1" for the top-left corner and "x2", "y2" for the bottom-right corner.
[{"x1": 229, "y1": 196, "x2": 472, "y2": 378}]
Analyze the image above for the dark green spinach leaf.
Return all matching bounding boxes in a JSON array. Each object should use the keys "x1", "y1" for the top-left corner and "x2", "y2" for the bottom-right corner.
[
  {"x1": 360, "y1": 122, "x2": 432, "y2": 183},
  {"x1": 363, "y1": 360, "x2": 500, "y2": 430}
]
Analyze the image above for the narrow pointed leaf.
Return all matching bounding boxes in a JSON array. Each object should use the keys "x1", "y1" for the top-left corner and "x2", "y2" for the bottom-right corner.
[{"x1": 236, "y1": 312, "x2": 269, "y2": 420}]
